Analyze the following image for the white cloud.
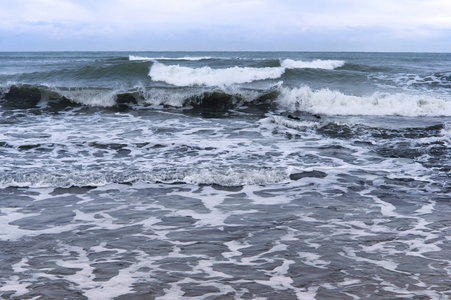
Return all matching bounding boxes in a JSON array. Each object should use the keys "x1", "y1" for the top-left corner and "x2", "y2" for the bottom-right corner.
[
  {"x1": 0, "y1": 0, "x2": 450, "y2": 50},
  {"x1": 0, "y1": 0, "x2": 304, "y2": 34},
  {"x1": 0, "y1": 0, "x2": 89, "y2": 23},
  {"x1": 301, "y1": 0, "x2": 451, "y2": 30},
  {"x1": 2, "y1": 0, "x2": 450, "y2": 33}
]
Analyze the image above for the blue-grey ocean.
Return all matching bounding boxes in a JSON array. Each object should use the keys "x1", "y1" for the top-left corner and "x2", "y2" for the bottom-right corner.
[{"x1": 1, "y1": 51, "x2": 451, "y2": 299}]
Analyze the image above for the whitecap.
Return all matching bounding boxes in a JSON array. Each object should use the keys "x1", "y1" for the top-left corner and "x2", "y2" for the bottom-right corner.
[
  {"x1": 148, "y1": 62, "x2": 285, "y2": 87},
  {"x1": 277, "y1": 86, "x2": 451, "y2": 117},
  {"x1": 281, "y1": 59, "x2": 345, "y2": 70}
]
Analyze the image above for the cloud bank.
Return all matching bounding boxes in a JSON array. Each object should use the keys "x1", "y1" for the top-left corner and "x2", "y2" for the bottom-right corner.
[{"x1": 0, "y1": 0, "x2": 450, "y2": 51}]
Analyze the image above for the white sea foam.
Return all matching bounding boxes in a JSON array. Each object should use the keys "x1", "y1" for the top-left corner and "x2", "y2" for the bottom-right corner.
[
  {"x1": 441, "y1": 122, "x2": 451, "y2": 138},
  {"x1": 182, "y1": 168, "x2": 288, "y2": 186},
  {"x1": 298, "y1": 252, "x2": 330, "y2": 269},
  {"x1": 281, "y1": 59, "x2": 345, "y2": 70},
  {"x1": 58, "y1": 89, "x2": 117, "y2": 107},
  {"x1": 0, "y1": 83, "x2": 11, "y2": 94},
  {"x1": 415, "y1": 201, "x2": 436, "y2": 215},
  {"x1": 277, "y1": 86, "x2": 451, "y2": 116},
  {"x1": 0, "y1": 275, "x2": 30, "y2": 298},
  {"x1": 139, "y1": 88, "x2": 197, "y2": 107},
  {"x1": 149, "y1": 62, "x2": 285, "y2": 87},
  {"x1": 369, "y1": 72, "x2": 451, "y2": 91},
  {"x1": 137, "y1": 86, "x2": 260, "y2": 108},
  {"x1": 0, "y1": 168, "x2": 289, "y2": 188},
  {"x1": 262, "y1": 116, "x2": 319, "y2": 129},
  {"x1": 129, "y1": 55, "x2": 214, "y2": 61}
]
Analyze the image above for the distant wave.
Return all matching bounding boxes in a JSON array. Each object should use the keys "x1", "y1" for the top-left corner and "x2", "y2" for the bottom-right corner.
[
  {"x1": 129, "y1": 55, "x2": 215, "y2": 61},
  {"x1": 281, "y1": 59, "x2": 345, "y2": 70},
  {"x1": 148, "y1": 62, "x2": 285, "y2": 87},
  {"x1": 277, "y1": 86, "x2": 451, "y2": 117},
  {"x1": 130, "y1": 55, "x2": 346, "y2": 70},
  {"x1": 369, "y1": 72, "x2": 451, "y2": 90}
]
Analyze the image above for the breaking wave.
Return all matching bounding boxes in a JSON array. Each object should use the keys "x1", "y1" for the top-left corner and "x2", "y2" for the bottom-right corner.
[
  {"x1": 0, "y1": 84, "x2": 271, "y2": 111},
  {"x1": 281, "y1": 59, "x2": 345, "y2": 70},
  {"x1": 2, "y1": 83, "x2": 450, "y2": 117},
  {"x1": 277, "y1": 86, "x2": 451, "y2": 117},
  {"x1": 148, "y1": 62, "x2": 286, "y2": 87},
  {"x1": 0, "y1": 85, "x2": 124, "y2": 109},
  {"x1": 147, "y1": 59, "x2": 346, "y2": 87}
]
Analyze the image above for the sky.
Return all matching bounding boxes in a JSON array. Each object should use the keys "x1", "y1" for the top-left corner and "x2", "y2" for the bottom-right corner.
[{"x1": 0, "y1": 0, "x2": 450, "y2": 52}]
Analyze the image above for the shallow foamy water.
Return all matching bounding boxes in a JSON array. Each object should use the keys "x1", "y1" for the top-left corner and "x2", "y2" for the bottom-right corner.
[
  {"x1": 0, "y1": 107, "x2": 450, "y2": 299},
  {"x1": 1, "y1": 178, "x2": 450, "y2": 299}
]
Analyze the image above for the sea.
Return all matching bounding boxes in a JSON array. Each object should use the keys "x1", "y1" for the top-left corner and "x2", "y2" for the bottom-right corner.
[{"x1": 0, "y1": 51, "x2": 450, "y2": 299}]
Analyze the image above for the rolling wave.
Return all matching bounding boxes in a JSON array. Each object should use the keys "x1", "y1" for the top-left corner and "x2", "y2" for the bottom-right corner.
[
  {"x1": 3, "y1": 57, "x2": 348, "y2": 89},
  {"x1": 278, "y1": 86, "x2": 451, "y2": 116},
  {"x1": 0, "y1": 84, "x2": 268, "y2": 111},
  {"x1": 281, "y1": 59, "x2": 345, "y2": 70},
  {"x1": 129, "y1": 55, "x2": 216, "y2": 61},
  {"x1": 148, "y1": 59, "x2": 346, "y2": 87},
  {"x1": 2, "y1": 62, "x2": 151, "y2": 87},
  {"x1": 2, "y1": 83, "x2": 450, "y2": 117},
  {"x1": 148, "y1": 62, "x2": 286, "y2": 87}
]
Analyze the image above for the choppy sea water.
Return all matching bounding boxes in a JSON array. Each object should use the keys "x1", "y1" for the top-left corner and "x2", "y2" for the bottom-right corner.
[{"x1": 0, "y1": 52, "x2": 451, "y2": 299}]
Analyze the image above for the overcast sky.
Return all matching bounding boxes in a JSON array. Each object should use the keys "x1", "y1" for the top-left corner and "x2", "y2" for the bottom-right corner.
[{"x1": 0, "y1": 0, "x2": 450, "y2": 52}]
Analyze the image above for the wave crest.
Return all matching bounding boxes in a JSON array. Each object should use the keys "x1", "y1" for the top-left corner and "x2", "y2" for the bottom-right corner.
[
  {"x1": 149, "y1": 62, "x2": 285, "y2": 87},
  {"x1": 129, "y1": 55, "x2": 214, "y2": 61},
  {"x1": 277, "y1": 86, "x2": 451, "y2": 117},
  {"x1": 147, "y1": 59, "x2": 345, "y2": 87},
  {"x1": 4, "y1": 83, "x2": 451, "y2": 118},
  {"x1": 281, "y1": 59, "x2": 345, "y2": 70}
]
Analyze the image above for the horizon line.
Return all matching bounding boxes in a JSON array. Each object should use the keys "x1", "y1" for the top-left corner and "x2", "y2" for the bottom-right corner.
[{"x1": 1, "y1": 50, "x2": 450, "y2": 54}]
